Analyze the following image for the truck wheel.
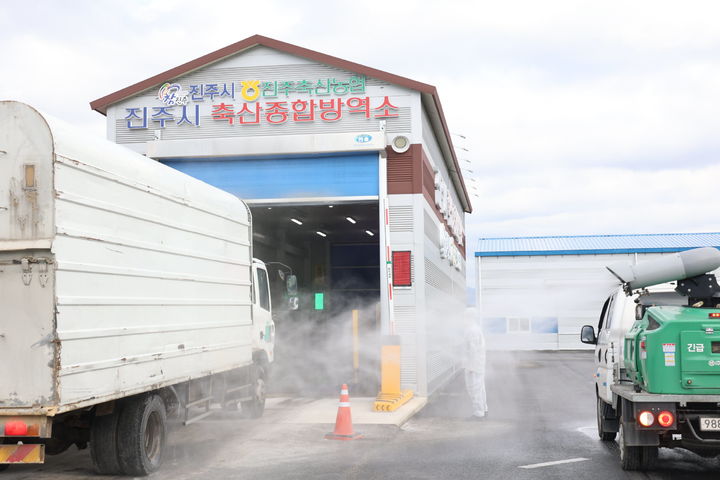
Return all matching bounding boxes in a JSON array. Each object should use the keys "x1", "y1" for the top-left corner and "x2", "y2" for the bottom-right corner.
[
  {"x1": 242, "y1": 366, "x2": 266, "y2": 419},
  {"x1": 619, "y1": 423, "x2": 644, "y2": 470},
  {"x1": 90, "y1": 408, "x2": 122, "y2": 475},
  {"x1": 597, "y1": 397, "x2": 617, "y2": 441},
  {"x1": 117, "y1": 395, "x2": 167, "y2": 476}
]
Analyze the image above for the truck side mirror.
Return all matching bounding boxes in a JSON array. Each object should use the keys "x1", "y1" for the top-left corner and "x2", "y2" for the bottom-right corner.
[
  {"x1": 580, "y1": 325, "x2": 597, "y2": 345},
  {"x1": 286, "y1": 275, "x2": 298, "y2": 296}
]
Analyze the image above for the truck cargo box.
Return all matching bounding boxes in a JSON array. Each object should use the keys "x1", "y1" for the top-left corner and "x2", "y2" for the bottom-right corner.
[{"x1": 0, "y1": 101, "x2": 254, "y2": 415}]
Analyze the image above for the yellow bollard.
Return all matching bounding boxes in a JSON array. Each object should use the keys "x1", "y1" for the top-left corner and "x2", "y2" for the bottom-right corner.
[
  {"x1": 380, "y1": 344, "x2": 401, "y2": 396},
  {"x1": 373, "y1": 335, "x2": 413, "y2": 412}
]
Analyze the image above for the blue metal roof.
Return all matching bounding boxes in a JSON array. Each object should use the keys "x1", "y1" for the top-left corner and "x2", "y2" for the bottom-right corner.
[{"x1": 475, "y1": 233, "x2": 720, "y2": 257}]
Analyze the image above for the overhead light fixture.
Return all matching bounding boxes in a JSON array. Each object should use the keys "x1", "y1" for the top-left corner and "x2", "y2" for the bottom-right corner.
[
  {"x1": 346, "y1": 216, "x2": 357, "y2": 224},
  {"x1": 290, "y1": 218, "x2": 303, "y2": 225},
  {"x1": 391, "y1": 135, "x2": 410, "y2": 154},
  {"x1": 316, "y1": 231, "x2": 327, "y2": 237},
  {"x1": 365, "y1": 230, "x2": 375, "y2": 237}
]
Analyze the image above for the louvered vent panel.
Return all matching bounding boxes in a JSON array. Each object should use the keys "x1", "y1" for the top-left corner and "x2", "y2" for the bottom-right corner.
[
  {"x1": 394, "y1": 305, "x2": 416, "y2": 336},
  {"x1": 389, "y1": 206, "x2": 414, "y2": 233},
  {"x1": 424, "y1": 212, "x2": 439, "y2": 247},
  {"x1": 422, "y1": 159, "x2": 435, "y2": 198},
  {"x1": 387, "y1": 155, "x2": 413, "y2": 183},
  {"x1": 427, "y1": 350, "x2": 453, "y2": 383},
  {"x1": 425, "y1": 258, "x2": 453, "y2": 295},
  {"x1": 400, "y1": 342, "x2": 417, "y2": 389}
]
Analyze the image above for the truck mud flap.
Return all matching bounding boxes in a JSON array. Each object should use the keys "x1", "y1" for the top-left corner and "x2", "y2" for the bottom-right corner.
[
  {"x1": 620, "y1": 421, "x2": 660, "y2": 446},
  {"x1": 0, "y1": 444, "x2": 45, "y2": 464}
]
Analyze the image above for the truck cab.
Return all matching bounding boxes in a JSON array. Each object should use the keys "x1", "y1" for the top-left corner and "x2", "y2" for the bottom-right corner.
[{"x1": 583, "y1": 285, "x2": 675, "y2": 404}]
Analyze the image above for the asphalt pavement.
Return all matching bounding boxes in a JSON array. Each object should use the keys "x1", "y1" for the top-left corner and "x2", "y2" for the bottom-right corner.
[{"x1": 5, "y1": 351, "x2": 720, "y2": 479}]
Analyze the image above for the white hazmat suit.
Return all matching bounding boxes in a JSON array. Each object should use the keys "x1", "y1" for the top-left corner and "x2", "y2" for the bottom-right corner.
[{"x1": 464, "y1": 317, "x2": 487, "y2": 419}]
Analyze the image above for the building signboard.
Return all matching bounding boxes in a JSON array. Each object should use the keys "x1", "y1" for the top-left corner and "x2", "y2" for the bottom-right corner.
[{"x1": 124, "y1": 75, "x2": 400, "y2": 130}]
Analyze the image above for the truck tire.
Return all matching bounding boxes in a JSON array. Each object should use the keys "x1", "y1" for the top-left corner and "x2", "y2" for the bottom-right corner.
[
  {"x1": 242, "y1": 365, "x2": 266, "y2": 419},
  {"x1": 619, "y1": 423, "x2": 656, "y2": 470},
  {"x1": 90, "y1": 408, "x2": 122, "y2": 475},
  {"x1": 619, "y1": 423, "x2": 643, "y2": 470},
  {"x1": 117, "y1": 395, "x2": 167, "y2": 476},
  {"x1": 597, "y1": 397, "x2": 617, "y2": 441}
]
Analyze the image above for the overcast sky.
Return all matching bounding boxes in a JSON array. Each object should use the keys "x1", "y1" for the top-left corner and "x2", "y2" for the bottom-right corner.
[{"x1": 2, "y1": 0, "x2": 719, "y2": 260}]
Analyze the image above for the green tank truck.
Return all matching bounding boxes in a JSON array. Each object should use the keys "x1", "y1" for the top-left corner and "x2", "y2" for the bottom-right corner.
[{"x1": 581, "y1": 247, "x2": 720, "y2": 471}]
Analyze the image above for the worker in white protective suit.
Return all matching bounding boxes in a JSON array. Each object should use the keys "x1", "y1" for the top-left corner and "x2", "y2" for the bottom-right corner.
[{"x1": 464, "y1": 314, "x2": 487, "y2": 420}]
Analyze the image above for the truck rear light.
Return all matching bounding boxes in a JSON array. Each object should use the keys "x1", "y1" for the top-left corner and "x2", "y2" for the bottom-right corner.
[
  {"x1": 640, "y1": 340, "x2": 646, "y2": 350},
  {"x1": 4, "y1": 420, "x2": 28, "y2": 436},
  {"x1": 709, "y1": 313, "x2": 720, "y2": 318},
  {"x1": 657, "y1": 411, "x2": 675, "y2": 428},
  {"x1": 638, "y1": 411, "x2": 655, "y2": 427},
  {"x1": 0, "y1": 417, "x2": 47, "y2": 437}
]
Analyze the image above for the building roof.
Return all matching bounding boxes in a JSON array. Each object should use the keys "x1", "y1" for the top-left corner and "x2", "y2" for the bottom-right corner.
[
  {"x1": 475, "y1": 233, "x2": 720, "y2": 257},
  {"x1": 89, "y1": 34, "x2": 472, "y2": 213}
]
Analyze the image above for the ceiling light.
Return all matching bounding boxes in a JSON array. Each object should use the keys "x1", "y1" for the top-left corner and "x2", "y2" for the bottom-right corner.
[
  {"x1": 316, "y1": 231, "x2": 327, "y2": 237},
  {"x1": 290, "y1": 218, "x2": 303, "y2": 225},
  {"x1": 365, "y1": 230, "x2": 375, "y2": 237},
  {"x1": 346, "y1": 216, "x2": 357, "y2": 224}
]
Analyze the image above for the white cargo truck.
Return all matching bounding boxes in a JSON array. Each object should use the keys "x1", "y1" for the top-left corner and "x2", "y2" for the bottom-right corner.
[{"x1": 0, "y1": 101, "x2": 294, "y2": 475}]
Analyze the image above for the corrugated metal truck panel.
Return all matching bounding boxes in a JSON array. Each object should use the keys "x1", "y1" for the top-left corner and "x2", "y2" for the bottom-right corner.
[{"x1": 0, "y1": 101, "x2": 253, "y2": 414}]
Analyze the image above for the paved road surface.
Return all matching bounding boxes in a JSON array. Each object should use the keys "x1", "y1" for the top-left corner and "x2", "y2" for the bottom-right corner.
[{"x1": 5, "y1": 351, "x2": 720, "y2": 479}]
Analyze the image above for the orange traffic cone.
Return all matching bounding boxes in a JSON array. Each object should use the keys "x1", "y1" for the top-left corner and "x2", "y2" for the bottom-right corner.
[{"x1": 325, "y1": 384, "x2": 363, "y2": 440}]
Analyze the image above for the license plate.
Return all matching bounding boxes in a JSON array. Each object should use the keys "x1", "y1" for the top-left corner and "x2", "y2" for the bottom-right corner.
[{"x1": 700, "y1": 417, "x2": 720, "y2": 431}]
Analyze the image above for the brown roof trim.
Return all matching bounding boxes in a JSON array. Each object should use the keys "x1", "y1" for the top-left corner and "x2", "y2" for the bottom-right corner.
[
  {"x1": 89, "y1": 34, "x2": 436, "y2": 115},
  {"x1": 89, "y1": 34, "x2": 471, "y2": 212}
]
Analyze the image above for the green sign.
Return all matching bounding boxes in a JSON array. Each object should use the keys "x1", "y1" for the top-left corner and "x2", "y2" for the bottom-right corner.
[{"x1": 314, "y1": 293, "x2": 324, "y2": 310}]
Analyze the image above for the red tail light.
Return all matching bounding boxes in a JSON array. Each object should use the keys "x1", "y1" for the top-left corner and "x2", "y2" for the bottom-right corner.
[
  {"x1": 4, "y1": 420, "x2": 28, "y2": 436},
  {"x1": 710, "y1": 313, "x2": 720, "y2": 318},
  {"x1": 637, "y1": 411, "x2": 655, "y2": 427},
  {"x1": 657, "y1": 411, "x2": 675, "y2": 428}
]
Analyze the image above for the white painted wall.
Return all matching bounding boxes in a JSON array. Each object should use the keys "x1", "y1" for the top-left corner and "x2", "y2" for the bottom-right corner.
[{"x1": 476, "y1": 252, "x2": 697, "y2": 350}]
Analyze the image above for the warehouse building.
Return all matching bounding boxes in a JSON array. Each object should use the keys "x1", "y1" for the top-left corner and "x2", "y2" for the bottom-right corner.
[
  {"x1": 90, "y1": 35, "x2": 471, "y2": 396},
  {"x1": 475, "y1": 233, "x2": 720, "y2": 350}
]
